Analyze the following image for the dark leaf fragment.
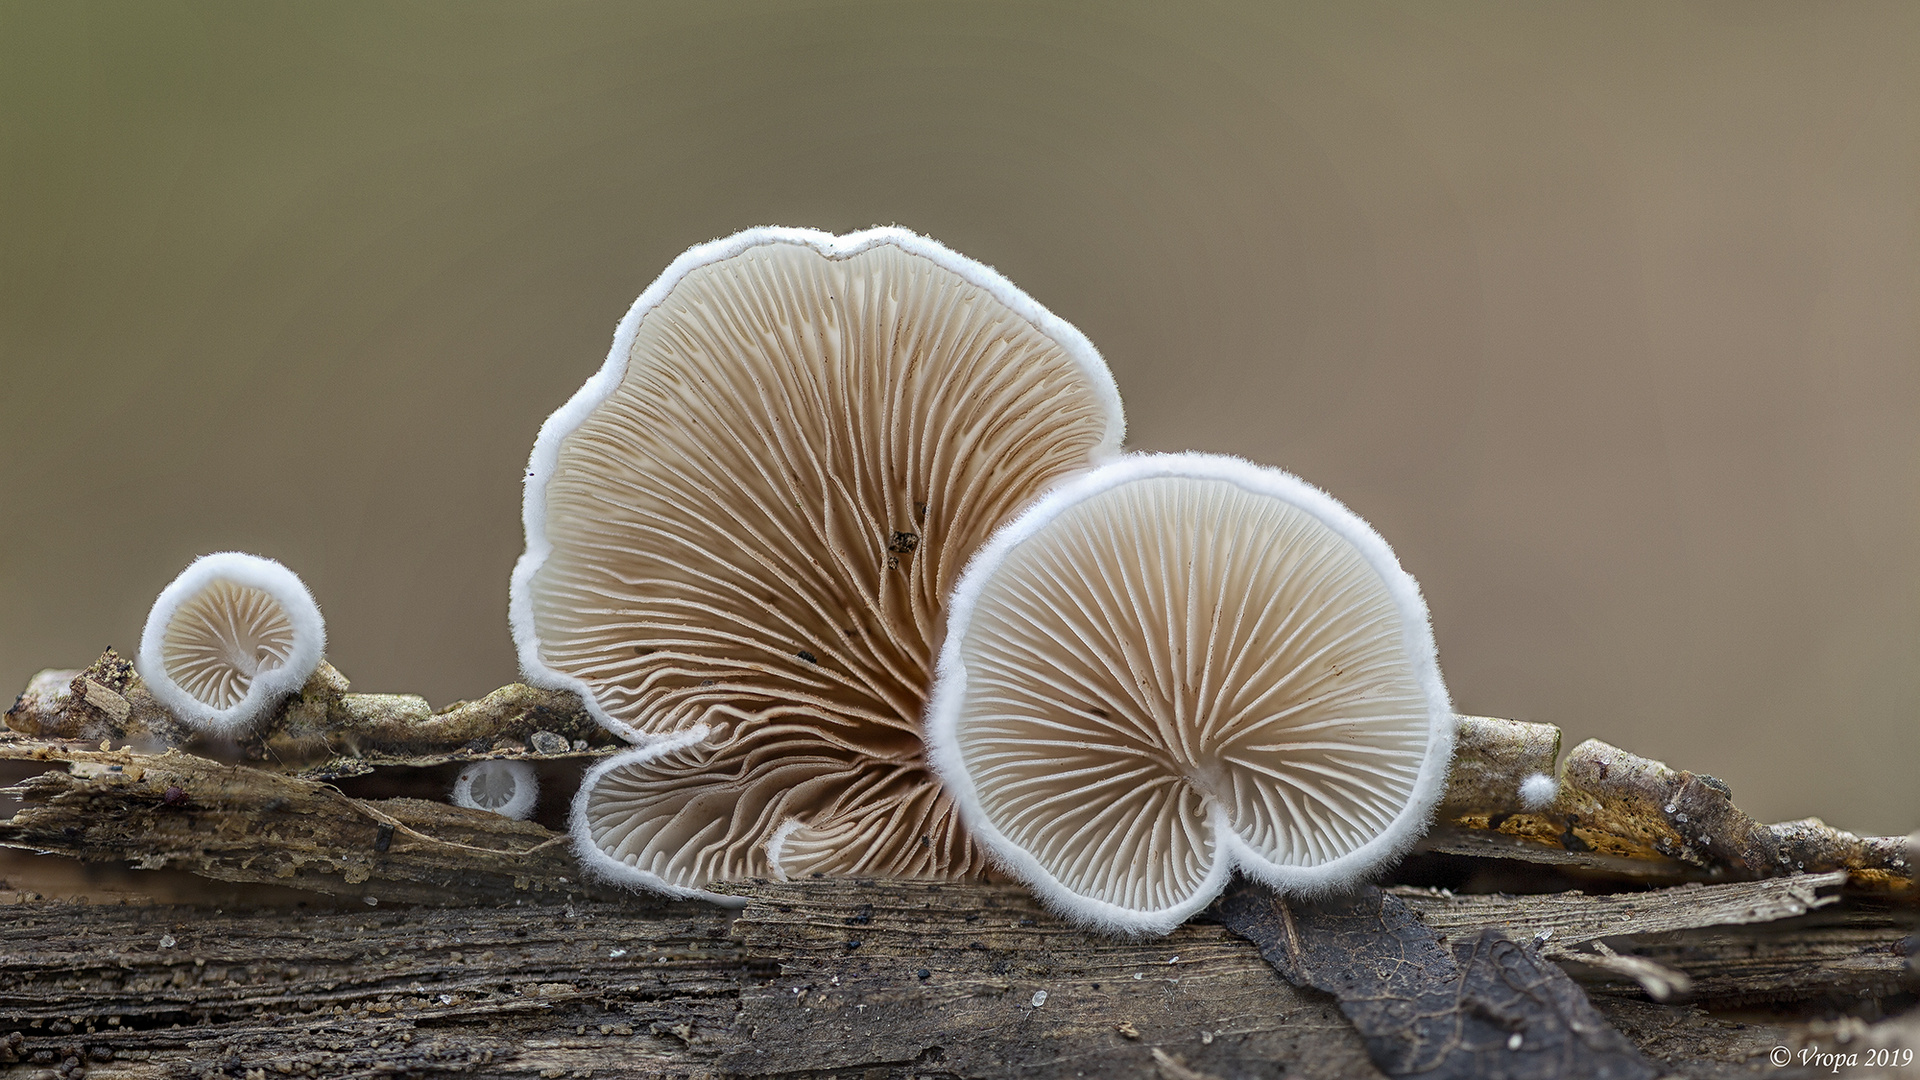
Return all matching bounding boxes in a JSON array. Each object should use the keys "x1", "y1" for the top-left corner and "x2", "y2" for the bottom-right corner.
[{"x1": 1217, "y1": 878, "x2": 1657, "y2": 1079}]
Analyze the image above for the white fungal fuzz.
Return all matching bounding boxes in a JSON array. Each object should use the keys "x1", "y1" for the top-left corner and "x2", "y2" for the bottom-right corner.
[
  {"x1": 1518, "y1": 772, "x2": 1559, "y2": 810},
  {"x1": 136, "y1": 552, "x2": 326, "y2": 734},
  {"x1": 452, "y1": 759, "x2": 539, "y2": 820}
]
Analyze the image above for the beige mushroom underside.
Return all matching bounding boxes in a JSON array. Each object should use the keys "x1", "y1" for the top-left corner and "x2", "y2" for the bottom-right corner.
[
  {"x1": 539, "y1": 239, "x2": 1116, "y2": 887},
  {"x1": 580, "y1": 724, "x2": 983, "y2": 886},
  {"x1": 952, "y1": 476, "x2": 1433, "y2": 913},
  {"x1": 161, "y1": 580, "x2": 298, "y2": 710}
]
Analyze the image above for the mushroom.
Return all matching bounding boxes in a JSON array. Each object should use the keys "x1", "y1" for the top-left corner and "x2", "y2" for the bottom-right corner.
[
  {"x1": 926, "y1": 453, "x2": 1456, "y2": 934},
  {"x1": 136, "y1": 552, "x2": 326, "y2": 734},
  {"x1": 572, "y1": 723, "x2": 974, "y2": 901},
  {"x1": 452, "y1": 759, "x2": 540, "y2": 820},
  {"x1": 520, "y1": 226, "x2": 1123, "y2": 896}
]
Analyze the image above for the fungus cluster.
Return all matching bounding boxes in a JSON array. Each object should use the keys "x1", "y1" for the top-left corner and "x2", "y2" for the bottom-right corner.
[
  {"x1": 520, "y1": 228, "x2": 1458, "y2": 927},
  {"x1": 515, "y1": 227, "x2": 1124, "y2": 899},
  {"x1": 99, "y1": 224, "x2": 1458, "y2": 939}
]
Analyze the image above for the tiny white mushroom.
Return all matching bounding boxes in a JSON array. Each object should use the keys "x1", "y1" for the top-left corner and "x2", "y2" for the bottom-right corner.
[
  {"x1": 451, "y1": 759, "x2": 540, "y2": 820},
  {"x1": 136, "y1": 552, "x2": 325, "y2": 734},
  {"x1": 928, "y1": 453, "x2": 1456, "y2": 935}
]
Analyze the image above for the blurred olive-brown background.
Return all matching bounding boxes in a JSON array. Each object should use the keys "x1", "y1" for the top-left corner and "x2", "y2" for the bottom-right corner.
[{"x1": 2, "y1": 3, "x2": 1914, "y2": 833}]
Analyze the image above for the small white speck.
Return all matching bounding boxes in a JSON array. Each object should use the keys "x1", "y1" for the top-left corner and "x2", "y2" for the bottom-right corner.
[
  {"x1": 609, "y1": 948, "x2": 627, "y2": 959},
  {"x1": 159, "y1": 935, "x2": 176, "y2": 949},
  {"x1": 1663, "y1": 803, "x2": 1676, "y2": 814},
  {"x1": 437, "y1": 994, "x2": 454, "y2": 1005},
  {"x1": 1674, "y1": 812, "x2": 1688, "y2": 823},
  {"x1": 1201, "y1": 1030, "x2": 1214, "y2": 1044},
  {"x1": 1133, "y1": 972, "x2": 1143, "y2": 980},
  {"x1": 1533, "y1": 929, "x2": 1553, "y2": 944},
  {"x1": 1167, "y1": 955, "x2": 1179, "y2": 964},
  {"x1": 1508, "y1": 1032, "x2": 1522, "y2": 1050},
  {"x1": 1518, "y1": 773, "x2": 1558, "y2": 809},
  {"x1": 1030, "y1": 990, "x2": 1048, "y2": 1007}
]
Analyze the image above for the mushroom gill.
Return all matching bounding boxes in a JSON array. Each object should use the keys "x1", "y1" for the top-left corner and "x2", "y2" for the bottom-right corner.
[
  {"x1": 162, "y1": 579, "x2": 298, "y2": 709},
  {"x1": 573, "y1": 724, "x2": 977, "y2": 902}
]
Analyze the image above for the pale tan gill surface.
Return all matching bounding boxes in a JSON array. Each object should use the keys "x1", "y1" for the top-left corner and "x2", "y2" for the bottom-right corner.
[
  {"x1": 159, "y1": 580, "x2": 298, "y2": 710},
  {"x1": 547, "y1": 241, "x2": 1114, "y2": 885},
  {"x1": 582, "y1": 724, "x2": 975, "y2": 886},
  {"x1": 954, "y1": 477, "x2": 1431, "y2": 912}
]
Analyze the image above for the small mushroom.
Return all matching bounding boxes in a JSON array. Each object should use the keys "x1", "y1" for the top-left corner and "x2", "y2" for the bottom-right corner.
[
  {"x1": 451, "y1": 759, "x2": 540, "y2": 820},
  {"x1": 572, "y1": 722, "x2": 974, "y2": 901},
  {"x1": 927, "y1": 453, "x2": 1456, "y2": 934},
  {"x1": 520, "y1": 227, "x2": 1124, "y2": 895},
  {"x1": 135, "y1": 552, "x2": 326, "y2": 734}
]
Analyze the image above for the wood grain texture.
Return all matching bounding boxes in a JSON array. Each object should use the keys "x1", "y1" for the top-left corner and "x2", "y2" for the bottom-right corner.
[{"x1": 1, "y1": 877, "x2": 1912, "y2": 1079}]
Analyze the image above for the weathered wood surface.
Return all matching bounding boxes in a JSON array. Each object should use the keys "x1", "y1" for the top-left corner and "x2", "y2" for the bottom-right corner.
[
  {"x1": 0, "y1": 744, "x2": 612, "y2": 907},
  {"x1": 1, "y1": 877, "x2": 1913, "y2": 1079}
]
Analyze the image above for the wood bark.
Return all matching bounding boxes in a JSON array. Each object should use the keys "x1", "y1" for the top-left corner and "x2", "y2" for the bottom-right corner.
[{"x1": 2, "y1": 878, "x2": 1913, "y2": 1079}]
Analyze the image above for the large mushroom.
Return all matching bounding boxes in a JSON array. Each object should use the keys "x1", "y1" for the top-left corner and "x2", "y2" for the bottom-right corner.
[
  {"x1": 927, "y1": 453, "x2": 1455, "y2": 934},
  {"x1": 136, "y1": 552, "x2": 326, "y2": 735},
  {"x1": 516, "y1": 227, "x2": 1124, "y2": 897}
]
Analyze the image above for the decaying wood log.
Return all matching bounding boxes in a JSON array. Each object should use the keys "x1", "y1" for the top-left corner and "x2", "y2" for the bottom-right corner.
[
  {"x1": 0, "y1": 743, "x2": 610, "y2": 907},
  {"x1": 4, "y1": 667, "x2": 1917, "y2": 1078},
  {"x1": 1, "y1": 877, "x2": 1911, "y2": 1079}
]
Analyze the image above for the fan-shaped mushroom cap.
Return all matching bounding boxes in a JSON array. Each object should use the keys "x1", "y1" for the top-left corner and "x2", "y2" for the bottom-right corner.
[
  {"x1": 572, "y1": 722, "x2": 979, "y2": 903},
  {"x1": 452, "y1": 759, "x2": 540, "y2": 820},
  {"x1": 520, "y1": 227, "x2": 1122, "y2": 896},
  {"x1": 927, "y1": 453, "x2": 1455, "y2": 935},
  {"x1": 512, "y1": 226, "x2": 1123, "y2": 746},
  {"x1": 136, "y1": 552, "x2": 326, "y2": 734}
]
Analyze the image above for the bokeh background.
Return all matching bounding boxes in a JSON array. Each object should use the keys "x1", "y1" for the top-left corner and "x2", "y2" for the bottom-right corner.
[{"x1": 3, "y1": 3, "x2": 1914, "y2": 833}]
